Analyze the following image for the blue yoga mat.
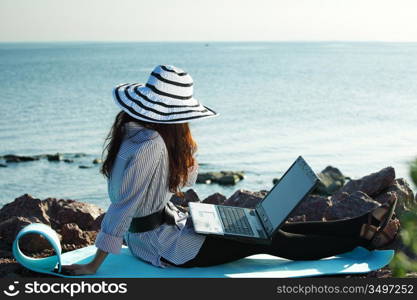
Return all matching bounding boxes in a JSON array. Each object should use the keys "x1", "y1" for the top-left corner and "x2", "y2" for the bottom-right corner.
[{"x1": 13, "y1": 223, "x2": 394, "y2": 278}]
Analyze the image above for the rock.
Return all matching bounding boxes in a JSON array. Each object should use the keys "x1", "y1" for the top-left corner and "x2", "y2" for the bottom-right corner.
[
  {"x1": 226, "y1": 171, "x2": 245, "y2": 180},
  {"x1": 90, "y1": 213, "x2": 105, "y2": 231},
  {"x1": 197, "y1": 172, "x2": 223, "y2": 183},
  {"x1": 170, "y1": 189, "x2": 200, "y2": 207},
  {"x1": 374, "y1": 178, "x2": 416, "y2": 215},
  {"x1": 62, "y1": 244, "x2": 77, "y2": 252},
  {"x1": 0, "y1": 194, "x2": 50, "y2": 225},
  {"x1": 60, "y1": 223, "x2": 93, "y2": 245},
  {"x1": 327, "y1": 191, "x2": 381, "y2": 220},
  {"x1": 0, "y1": 153, "x2": 89, "y2": 164},
  {"x1": 93, "y1": 158, "x2": 102, "y2": 164},
  {"x1": 202, "y1": 193, "x2": 227, "y2": 205},
  {"x1": 218, "y1": 174, "x2": 241, "y2": 185},
  {"x1": 313, "y1": 166, "x2": 349, "y2": 196},
  {"x1": 289, "y1": 195, "x2": 333, "y2": 221},
  {"x1": 79, "y1": 165, "x2": 92, "y2": 169},
  {"x1": 285, "y1": 215, "x2": 307, "y2": 223},
  {"x1": 0, "y1": 216, "x2": 54, "y2": 253},
  {"x1": 20, "y1": 233, "x2": 55, "y2": 253},
  {"x1": 283, "y1": 167, "x2": 414, "y2": 223},
  {"x1": 274, "y1": 166, "x2": 348, "y2": 196},
  {"x1": 46, "y1": 153, "x2": 62, "y2": 161},
  {"x1": 0, "y1": 258, "x2": 24, "y2": 278},
  {"x1": 223, "y1": 189, "x2": 264, "y2": 208},
  {"x1": 2, "y1": 155, "x2": 39, "y2": 163},
  {"x1": 0, "y1": 163, "x2": 7, "y2": 167},
  {"x1": 44, "y1": 197, "x2": 104, "y2": 230},
  {"x1": 0, "y1": 194, "x2": 104, "y2": 255},
  {"x1": 0, "y1": 216, "x2": 42, "y2": 245},
  {"x1": 332, "y1": 167, "x2": 395, "y2": 201},
  {"x1": 197, "y1": 171, "x2": 245, "y2": 185}
]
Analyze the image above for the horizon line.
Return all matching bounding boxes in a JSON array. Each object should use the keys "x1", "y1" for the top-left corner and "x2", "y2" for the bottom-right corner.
[{"x1": 1, "y1": 39, "x2": 417, "y2": 44}]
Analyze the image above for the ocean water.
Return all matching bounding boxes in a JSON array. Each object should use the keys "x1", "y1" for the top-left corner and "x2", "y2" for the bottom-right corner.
[{"x1": 0, "y1": 42, "x2": 416, "y2": 209}]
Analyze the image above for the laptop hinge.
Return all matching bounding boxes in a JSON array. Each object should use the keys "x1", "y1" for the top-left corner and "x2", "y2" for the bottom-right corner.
[{"x1": 255, "y1": 205, "x2": 274, "y2": 238}]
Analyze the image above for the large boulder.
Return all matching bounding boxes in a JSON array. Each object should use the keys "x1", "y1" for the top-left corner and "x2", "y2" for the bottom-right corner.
[
  {"x1": 197, "y1": 171, "x2": 245, "y2": 185},
  {"x1": 196, "y1": 171, "x2": 223, "y2": 184},
  {"x1": 60, "y1": 223, "x2": 96, "y2": 246},
  {"x1": 90, "y1": 213, "x2": 105, "y2": 231},
  {"x1": 0, "y1": 194, "x2": 50, "y2": 225},
  {"x1": 44, "y1": 197, "x2": 103, "y2": 230},
  {"x1": 1, "y1": 155, "x2": 40, "y2": 163},
  {"x1": 20, "y1": 234, "x2": 55, "y2": 253},
  {"x1": 46, "y1": 153, "x2": 62, "y2": 162},
  {"x1": 0, "y1": 216, "x2": 42, "y2": 245},
  {"x1": 289, "y1": 195, "x2": 332, "y2": 221},
  {"x1": 0, "y1": 216, "x2": 55, "y2": 253},
  {"x1": 0, "y1": 194, "x2": 104, "y2": 255},
  {"x1": 313, "y1": 166, "x2": 350, "y2": 196},
  {"x1": 285, "y1": 215, "x2": 307, "y2": 223},
  {"x1": 327, "y1": 191, "x2": 381, "y2": 220},
  {"x1": 223, "y1": 189, "x2": 267, "y2": 208},
  {"x1": 331, "y1": 167, "x2": 395, "y2": 201},
  {"x1": 170, "y1": 189, "x2": 200, "y2": 207},
  {"x1": 284, "y1": 167, "x2": 413, "y2": 222},
  {"x1": 374, "y1": 178, "x2": 416, "y2": 215},
  {"x1": 202, "y1": 193, "x2": 227, "y2": 205}
]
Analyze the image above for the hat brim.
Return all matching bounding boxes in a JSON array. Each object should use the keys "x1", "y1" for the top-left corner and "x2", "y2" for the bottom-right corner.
[{"x1": 113, "y1": 83, "x2": 219, "y2": 124}]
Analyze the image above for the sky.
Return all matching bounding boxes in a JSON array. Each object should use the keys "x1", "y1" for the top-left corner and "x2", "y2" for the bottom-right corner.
[{"x1": 0, "y1": 0, "x2": 417, "y2": 42}]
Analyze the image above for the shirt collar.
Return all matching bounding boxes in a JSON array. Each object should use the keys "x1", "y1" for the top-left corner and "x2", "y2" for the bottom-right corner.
[
  {"x1": 125, "y1": 121, "x2": 144, "y2": 131},
  {"x1": 124, "y1": 121, "x2": 158, "y2": 142}
]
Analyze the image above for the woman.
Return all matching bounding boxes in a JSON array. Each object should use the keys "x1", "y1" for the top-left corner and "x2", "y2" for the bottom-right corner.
[{"x1": 61, "y1": 65, "x2": 400, "y2": 275}]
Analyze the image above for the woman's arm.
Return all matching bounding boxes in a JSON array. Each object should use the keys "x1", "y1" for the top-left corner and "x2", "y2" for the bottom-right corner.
[
  {"x1": 60, "y1": 140, "x2": 163, "y2": 276},
  {"x1": 61, "y1": 249, "x2": 109, "y2": 275},
  {"x1": 89, "y1": 249, "x2": 109, "y2": 271}
]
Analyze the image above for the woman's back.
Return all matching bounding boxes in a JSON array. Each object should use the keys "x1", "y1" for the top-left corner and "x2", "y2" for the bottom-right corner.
[{"x1": 95, "y1": 121, "x2": 206, "y2": 268}]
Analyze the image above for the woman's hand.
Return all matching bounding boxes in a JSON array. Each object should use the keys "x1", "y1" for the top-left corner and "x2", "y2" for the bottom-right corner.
[
  {"x1": 60, "y1": 262, "x2": 98, "y2": 276},
  {"x1": 60, "y1": 248, "x2": 108, "y2": 276}
]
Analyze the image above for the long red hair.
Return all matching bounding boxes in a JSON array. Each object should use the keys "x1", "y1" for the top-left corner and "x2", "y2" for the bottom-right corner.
[{"x1": 100, "y1": 111, "x2": 197, "y2": 198}]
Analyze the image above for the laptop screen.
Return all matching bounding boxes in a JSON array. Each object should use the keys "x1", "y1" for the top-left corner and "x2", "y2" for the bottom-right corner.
[{"x1": 258, "y1": 156, "x2": 318, "y2": 235}]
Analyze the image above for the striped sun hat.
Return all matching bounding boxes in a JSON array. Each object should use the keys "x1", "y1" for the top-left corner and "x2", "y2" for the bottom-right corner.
[{"x1": 113, "y1": 65, "x2": 219, "y2": 124}]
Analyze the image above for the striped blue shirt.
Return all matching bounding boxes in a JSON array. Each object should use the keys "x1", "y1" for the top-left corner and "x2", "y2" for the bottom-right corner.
[{"x1": 95, "y1": 121, "x2": 206, "y2": 268}]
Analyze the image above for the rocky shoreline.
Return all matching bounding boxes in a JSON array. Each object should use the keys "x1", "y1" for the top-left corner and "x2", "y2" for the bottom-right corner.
[
  {"x1": 1, "y1": 165, "x2": 416, "y2": 278},
  {"x1": 0, "y1": 152, "x2": 246, "y2": 184},
  {"x1": 0, "y1": 153, "x2": 103, "y2": 170}
]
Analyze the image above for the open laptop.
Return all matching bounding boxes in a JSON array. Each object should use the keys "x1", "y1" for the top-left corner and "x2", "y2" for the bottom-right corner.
[{"x1": 189, "y1": 156, "x2": 320, "y2": 245}]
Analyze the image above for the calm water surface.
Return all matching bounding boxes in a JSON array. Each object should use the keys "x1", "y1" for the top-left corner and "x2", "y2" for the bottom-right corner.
[{"x1": 1, "y1": 42, "x2": 416, "y2": 208}]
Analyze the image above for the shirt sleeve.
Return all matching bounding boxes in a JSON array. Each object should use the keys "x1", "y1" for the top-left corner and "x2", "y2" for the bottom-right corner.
[
  {"x1": 95, "y1": 140, "x2": 162, "y2": 254},
  {"x1": 184, "y1": 158, "x2": 199, "y2": 187}
]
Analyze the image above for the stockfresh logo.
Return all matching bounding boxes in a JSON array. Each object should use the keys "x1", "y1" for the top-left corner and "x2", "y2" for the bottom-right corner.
[{"x1": 3, "y1": 281, "x2": 20, "y2": 297}]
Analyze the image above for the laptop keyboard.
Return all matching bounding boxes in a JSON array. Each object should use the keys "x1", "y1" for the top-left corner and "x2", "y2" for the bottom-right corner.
[{"x1": 217, "y1": 206, "x2": 255, "y2": 236}]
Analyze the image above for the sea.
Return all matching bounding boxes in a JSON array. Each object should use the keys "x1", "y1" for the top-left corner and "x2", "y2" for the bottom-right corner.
[{"x1": 1, "y1": 42, "x2": 416, "y2": 209}]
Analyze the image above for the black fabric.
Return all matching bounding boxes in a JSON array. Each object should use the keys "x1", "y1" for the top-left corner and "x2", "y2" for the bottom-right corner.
[
  {"x1": 129, "y1": 203, "x2": 178, "y2": 233},
  {"x1": 161, "y1": 213, "x2": 371, "y2": 268}
]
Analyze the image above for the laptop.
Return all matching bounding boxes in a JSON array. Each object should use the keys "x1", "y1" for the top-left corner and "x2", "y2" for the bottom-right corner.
[{"x1": 189, "y1": 155, "x2": 320, "y2": 245}]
